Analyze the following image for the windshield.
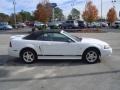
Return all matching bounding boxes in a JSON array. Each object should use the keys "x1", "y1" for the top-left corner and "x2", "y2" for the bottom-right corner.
[{"x1": 62, "y1": 31, "x2": 82, "y2": 42}]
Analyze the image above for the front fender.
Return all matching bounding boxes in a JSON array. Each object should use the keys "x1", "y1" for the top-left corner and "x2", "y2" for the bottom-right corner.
[{"x1": 81, "y1": 43, "x2": 102, "y2": 56}]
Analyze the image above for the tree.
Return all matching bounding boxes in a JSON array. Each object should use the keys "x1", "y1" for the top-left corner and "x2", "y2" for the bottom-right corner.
[
  {"x1": 0, "y1": 13, "x2": 9, "y2": 22},
  {"x1": 16, "y1": 14, "x2": 23, "y2": 22},
  {"x1": 19, "y1": 10, "x2": 34, "y2": 22},
  {"x1": 34, "y1": 0, "x2": 52, "y2": 23},
  {"x1": 107, "y1": 7, "x2": 117, "y2": 25},
  {"x1": 71, "y1": 8, "x2": 80, "y2": 20},
  {"x1": 67, "y1": 14, "x2": 72, "y2": 20},
  {"x1": 9, "y1": 11, "x2": 34, "y2": 24},
  {"x1": 82, "y1": 1, "x2": 98, "y2": 23},
  {"x1": 54, "y1": 7, "x2": 64, "y2": 21},
  {"x1": 9, "y1": 13, "x2": 22, "y2": 24}
]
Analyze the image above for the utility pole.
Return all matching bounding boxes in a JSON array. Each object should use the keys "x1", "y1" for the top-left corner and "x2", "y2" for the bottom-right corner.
[
  {"x1": 13, "y1": 0, "x2": 16, "y2": 28},
  {"x1": 71, "y1": 0, "x2": 75, "y2": 20},
  {"x1": 101, "y1": 0, "x2": 103, "y2": 21},
  {"x1": 52, "y1": 8, "x2": 55, "y2": 22},
  {"x1": 112, "y1": 0, "x2": 116, "y2": 7},
  {"x1": 50, "y1": 3, "x2": 57, "y2": 22},
  {"x1": 71, "y1": 2, "x2": 74, "y2": 9}
]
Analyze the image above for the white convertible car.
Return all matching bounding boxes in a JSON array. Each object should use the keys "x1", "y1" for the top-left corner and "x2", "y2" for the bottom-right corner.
[{"x1": 8, "y1": 30, "x2": 112, "y2": 64}]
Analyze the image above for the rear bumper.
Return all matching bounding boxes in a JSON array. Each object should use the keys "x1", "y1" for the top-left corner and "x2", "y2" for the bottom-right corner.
[{"x1": 8, "y1": 48, "x2": 19, "y2": 58}]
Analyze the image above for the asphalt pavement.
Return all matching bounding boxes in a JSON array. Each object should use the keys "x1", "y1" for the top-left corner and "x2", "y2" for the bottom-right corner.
[{"x1": 0, "y1": 28, "x2": 120, "y2": 90}]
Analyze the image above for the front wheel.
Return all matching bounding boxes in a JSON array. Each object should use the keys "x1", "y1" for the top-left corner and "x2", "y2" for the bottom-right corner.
[
  {"x1": 20, "y1": 49, "x2": 37, "y2": 64},
  {"x1": 82, "y1": 49, "x2": 100, "y2": 64}
]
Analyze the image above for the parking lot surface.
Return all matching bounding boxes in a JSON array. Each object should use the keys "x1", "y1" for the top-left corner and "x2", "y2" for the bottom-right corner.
[{"x1": 0, "y1": 29, "x2": 120, "y2": 90}]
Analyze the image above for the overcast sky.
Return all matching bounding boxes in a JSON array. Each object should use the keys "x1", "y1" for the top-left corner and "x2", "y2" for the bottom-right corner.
[{"x1": 0, "y1": 0, "x2": 120, "y2": 18}]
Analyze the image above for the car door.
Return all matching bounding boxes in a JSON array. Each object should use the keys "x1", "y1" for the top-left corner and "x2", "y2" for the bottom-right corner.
[{"x1": 37, "y1": 32, "x2": 81, "y2": 56}]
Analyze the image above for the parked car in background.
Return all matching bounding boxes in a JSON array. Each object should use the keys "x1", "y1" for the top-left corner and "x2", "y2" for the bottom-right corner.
[
  {"x1": 112, "y1": 21, "x2": 120, "y2": 29},
  {"x1": 25, "y1": 21, "x2": 34, "y2": 27},
  {"x1": 101, "y1": 22, "x2": 108, "y2": 27},
  {"x1": 32, "y1": 21, "x2": 46, "y2": 32},
  {"x1": 34, "y1": 21, "x2": 46, "y2": 30},
  {"x1": 0, "y1": 22, "x2": 8, "y2": 25},
  {"x1": 0, "y1": 24, "x2": 13, "y2": 30},
  {"x1": 48, "y1": 21, "x2": 63, "y2": 29},
  {"x1": 77, "y1": 20, "x2": 86, "y2": 28},
  {"x1": 87, "y1": 23, "x2": 93, "y2": 28},
  {"x1": 87, "y1": 22, "x2": 101, "y2": 28},
  {"x1": 16, "y1": 23, "x2": 26, "y2": 28},
  {"x1": 61, "y1": 20, "x2": 79, "y2": 29},
  {"x1": 34, "y1": 21, "x2": 45, "y2": 27},
  {"x1": 61, "y1": 20, "x2": 86, "y2": 30}
]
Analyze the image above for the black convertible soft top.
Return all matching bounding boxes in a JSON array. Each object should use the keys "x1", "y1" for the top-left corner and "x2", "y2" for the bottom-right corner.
[
  {"x1": 24, "y1": 30, "x2": 62, "y2": 40},
  {"x1": 33, "y1": 29, "x2": 61, "y2": 34}
]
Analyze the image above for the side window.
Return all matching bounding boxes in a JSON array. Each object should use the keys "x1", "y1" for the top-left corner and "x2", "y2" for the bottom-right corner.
[
  {"x1": 52, "y1": 33, "x2": 73, "y2": 42},
  {"x1": 36, "y1": 33, "x2": 74, "y2": 42},
  {"x1": 36, "y1": 33, "x2": 52, "y2": 41}
]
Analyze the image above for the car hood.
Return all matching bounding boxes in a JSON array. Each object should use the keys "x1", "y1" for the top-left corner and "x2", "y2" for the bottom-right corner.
[
  {"x1": 81, "y1": 38, "x2": 108, "y2": 45},
  {"x1": 6, "y1": 25, "x2": 13, "y2": 28}
]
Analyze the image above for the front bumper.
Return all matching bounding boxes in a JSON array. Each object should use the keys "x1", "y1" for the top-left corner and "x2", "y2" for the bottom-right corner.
[{"x1": 101, "y1": 48, "x2": 112, "y2": 57}]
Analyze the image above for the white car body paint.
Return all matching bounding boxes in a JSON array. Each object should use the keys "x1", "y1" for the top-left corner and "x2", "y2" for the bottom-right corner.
[{"x1": 8, "y1": 30, "x2": 112, "y2": 60}]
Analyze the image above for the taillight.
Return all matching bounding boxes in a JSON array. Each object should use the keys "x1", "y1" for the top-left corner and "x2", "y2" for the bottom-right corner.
[{"x1": 10, "y1": 42, "x2": 12, "y2": 47}]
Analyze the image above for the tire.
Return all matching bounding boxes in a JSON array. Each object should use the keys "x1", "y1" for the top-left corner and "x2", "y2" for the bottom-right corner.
[
  {"x1": 20, "y1": 49, "x2": 37, "y2": 64},
  {"x1": 82, "y1": 49, "x2": 100, "y2": 64}
]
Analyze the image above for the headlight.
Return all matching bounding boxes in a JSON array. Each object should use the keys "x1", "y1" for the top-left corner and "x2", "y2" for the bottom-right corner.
[{"x1": 104, "y1": 45, "x2": 110, "y2": 49}]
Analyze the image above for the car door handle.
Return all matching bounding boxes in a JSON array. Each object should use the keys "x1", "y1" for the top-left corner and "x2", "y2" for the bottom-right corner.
[{"x1": 39, "y1": 46, "x2": 42, "y2": 52}]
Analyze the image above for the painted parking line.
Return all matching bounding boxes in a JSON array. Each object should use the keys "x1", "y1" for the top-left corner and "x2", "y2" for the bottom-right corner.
[
  {"x1": 8, "y1": 68, "x2": 57, "y2": 90},
  {"x1": 33, "y1": 68, "x2": 56, "y2": 79},
  {"x1": 11, "y1": 67, "x2": 36, "y2": 76}
]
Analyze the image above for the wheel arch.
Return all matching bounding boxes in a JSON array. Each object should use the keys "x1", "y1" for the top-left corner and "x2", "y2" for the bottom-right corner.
[
  {"x1": 82, "y1": 47, "x2": 101, "y2": 57},
  {"x1": 19, "y1": 47, "x2": 37, "y2": 57}
]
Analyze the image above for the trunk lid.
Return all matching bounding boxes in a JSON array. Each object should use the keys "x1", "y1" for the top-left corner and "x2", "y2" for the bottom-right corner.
[{"x1": 10, "y1": 35, "x2": 26, "y2": 40}]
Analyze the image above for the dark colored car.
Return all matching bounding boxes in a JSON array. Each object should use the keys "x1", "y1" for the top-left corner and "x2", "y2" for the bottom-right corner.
[
  {"x1": 61, "y1": 20, "x2": 85, "y2": 29},
  {"x1": 77, "y1": 21, "x2": 86, "y2": 28},
  {"x1": 112, "y1": 21, "x2": 120, "y2": 29}
]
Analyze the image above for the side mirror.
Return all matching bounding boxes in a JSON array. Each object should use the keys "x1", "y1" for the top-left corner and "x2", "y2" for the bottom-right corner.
[{"x1": 66, "y1": 39, "x2": 73, "y2": 43}]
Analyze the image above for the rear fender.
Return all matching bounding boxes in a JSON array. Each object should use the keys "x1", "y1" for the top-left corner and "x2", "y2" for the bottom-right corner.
[{"x1": 20, "y1": 44, "x2": 42, "y2": 55}]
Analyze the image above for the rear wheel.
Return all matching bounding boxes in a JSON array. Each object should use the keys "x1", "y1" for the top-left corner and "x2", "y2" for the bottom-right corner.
[
  {"x1": 83, "y1": 49, "x2": 100, "y2": 64},
  {"x1": 20, "y1": 49, "x2": 37, "y2": 64}
]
